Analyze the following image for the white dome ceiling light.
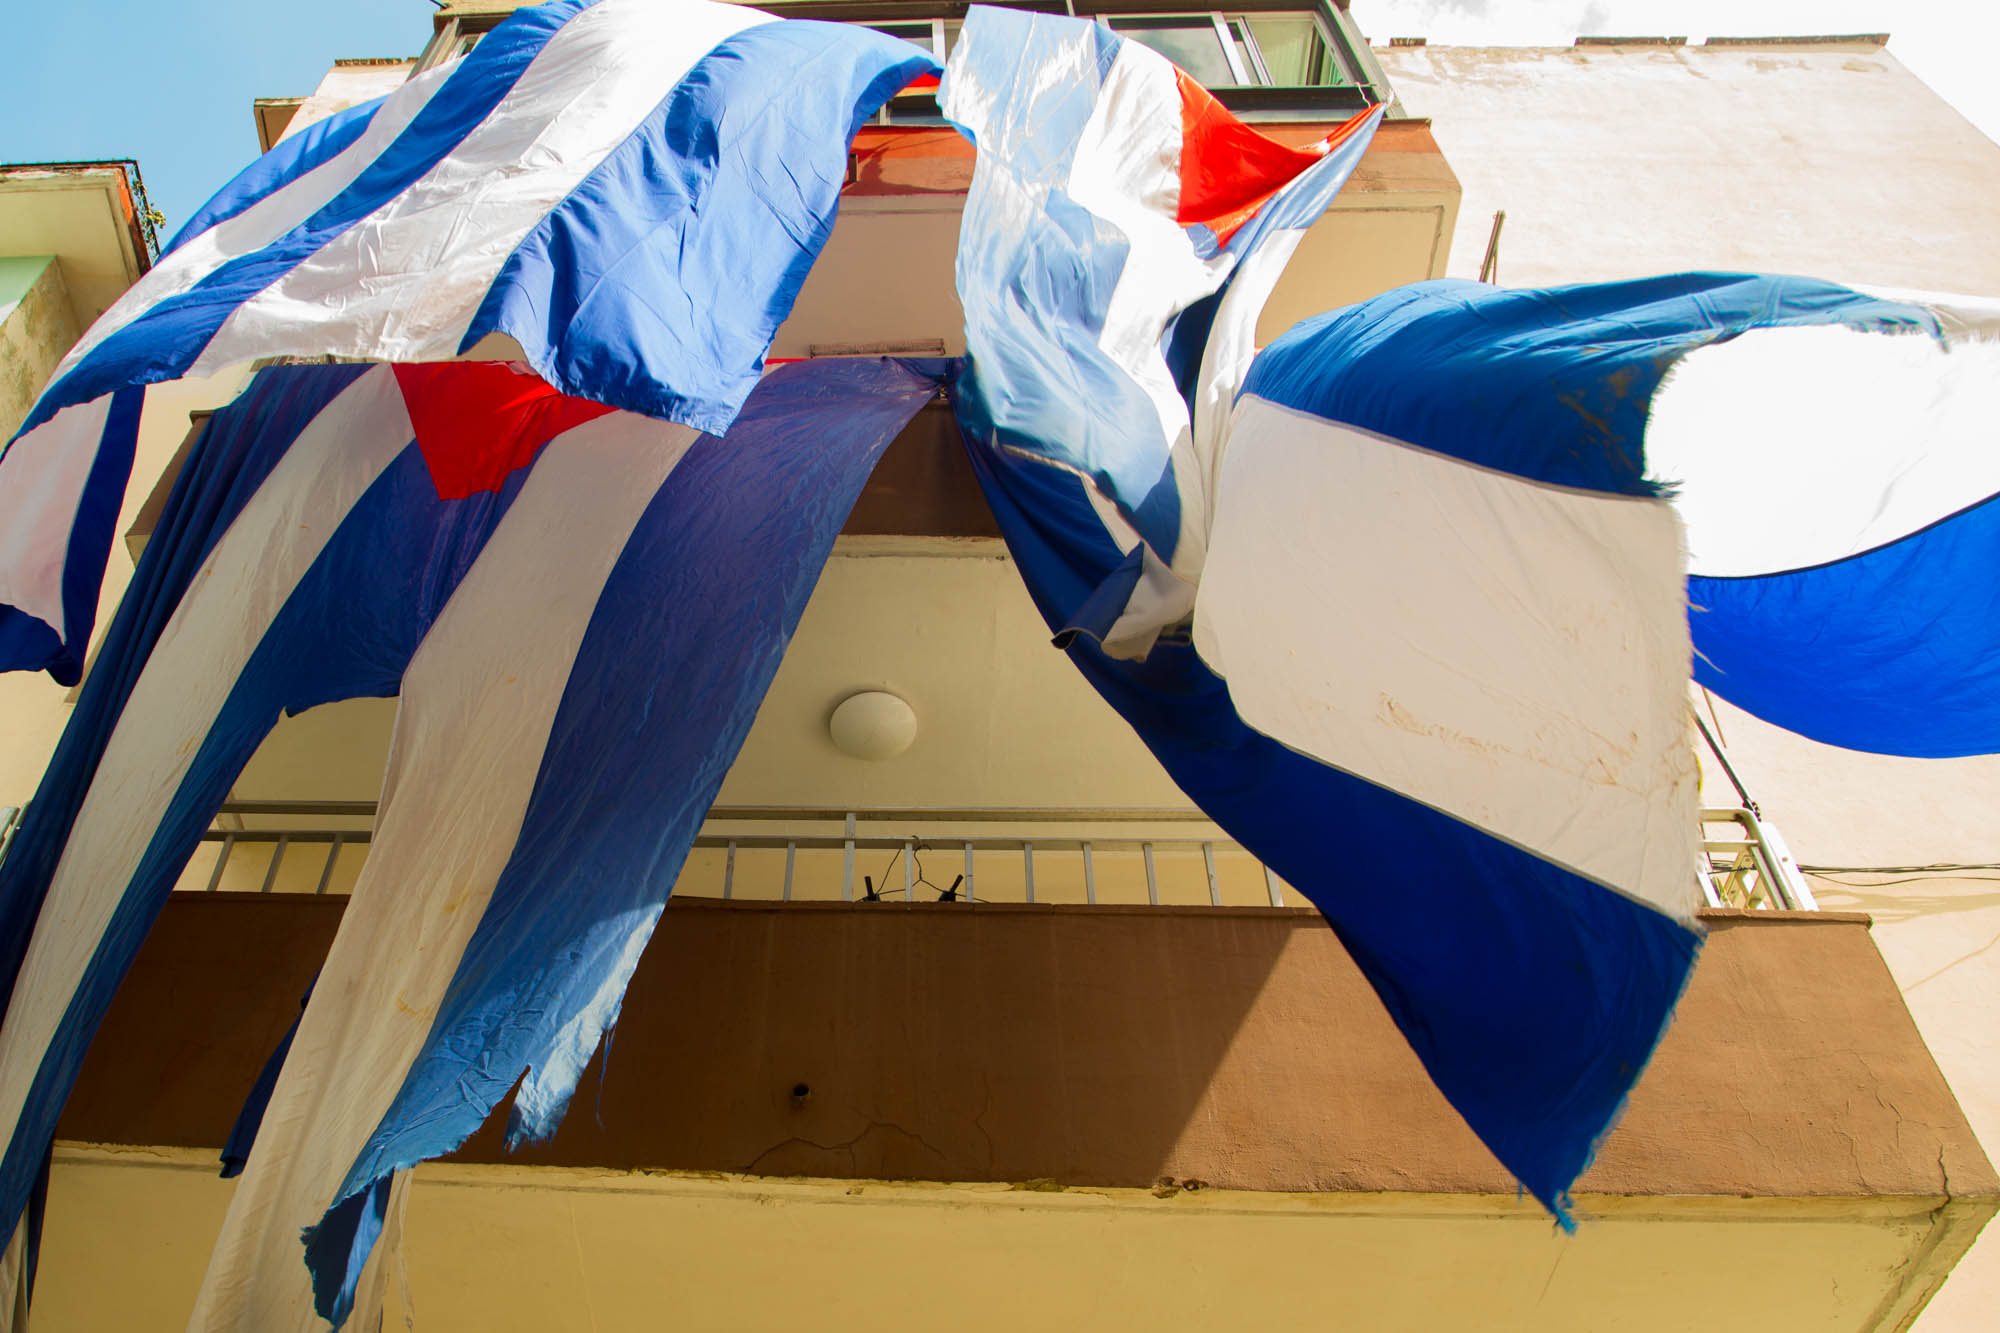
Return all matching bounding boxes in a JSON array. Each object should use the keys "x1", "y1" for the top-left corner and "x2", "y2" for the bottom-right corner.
[{"x1": 827, "y1": 690, "x2": 918, "y2": 761}]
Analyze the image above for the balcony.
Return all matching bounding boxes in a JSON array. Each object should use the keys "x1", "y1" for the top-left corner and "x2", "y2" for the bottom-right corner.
[
  {"x1": 42, "y1": 798, "x2": 1824, "y2": 912},
  {"x1": 38, "y1": 471, "x2": 2000, "y2": 1325},
  {"x1": 37, "y1": 796, "x2": 2000, "y2": 1330},
  {"x1": 23, "y1": 10, "x2": 1992, "y2": 1326}
]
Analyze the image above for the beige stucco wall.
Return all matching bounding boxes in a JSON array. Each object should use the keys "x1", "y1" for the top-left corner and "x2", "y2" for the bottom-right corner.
[
  {"x1": 1373, "y1": 40, "x2": 2000, "y2": 1328},
  {"x1": 30, "y1": 1146, "x2": 1987, "y2": 1333},
  {"x1": 1378, "y1": 41, "x2": 2000, "y2": 293},
  {"x1": 226, "y1": 546, "x2": 1197, "y2": 811},
  {"x1": 283, "y1": 60, "x2": 416, "y2": 142},
  {"x1": 0, "y1": 256, "x2": 78, "y2": 443}
]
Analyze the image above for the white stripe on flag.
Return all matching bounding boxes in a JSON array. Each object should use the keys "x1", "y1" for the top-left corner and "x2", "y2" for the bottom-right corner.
[
  {"x1": 1195, "y1": 394, "x2": 1701, "y2": 919},
  {"x1": 1852, "y1": 285, "x2": 2000, "y2": 342},
  {"x1": 0, "y1": 397, "x2": 114, "y2": 643},
  {"x1": 188, "y1": 411, "x2": 700, "y2": 1332},
  {"x1": 0, "y1": 368, "x2": 412, "y2": 1150},
  {"x1": 1069, "y1": 42, "x2": 1201, "y2": 446},
  {"x1": 1069, "y1": 42, "x2": 1214, "y2": 606},
  {"x1": 195, "y1": 0, "x2": 771, "y2": 371},
  {"x1": 51, "y1": 63, "x2": 457, "y2": 380},
  {"x1": 1647, "y1": 324, "x2": 2000, "y2": 578}
]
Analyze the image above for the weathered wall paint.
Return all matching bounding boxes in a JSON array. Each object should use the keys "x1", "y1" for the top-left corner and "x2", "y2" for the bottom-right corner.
[
  {"x1": 281, "y1": 60, "x2": 414, "y2": 142},
  {"x1": 0, "y1": 255, "x2": 77, "y2": 442}
]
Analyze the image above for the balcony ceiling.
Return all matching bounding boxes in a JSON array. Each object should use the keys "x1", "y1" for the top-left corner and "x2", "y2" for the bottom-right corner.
[{"x1": 0, "y1": 165, "x2": 148, "y2": 333}]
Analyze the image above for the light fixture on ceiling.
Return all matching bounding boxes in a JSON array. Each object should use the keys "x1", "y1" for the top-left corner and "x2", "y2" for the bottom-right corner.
[{"x1": 828, "y1": 690, "x2": 917, "y2": 761}]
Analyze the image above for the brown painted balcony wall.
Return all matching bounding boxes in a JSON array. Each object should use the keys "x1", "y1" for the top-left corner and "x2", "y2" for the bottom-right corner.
[{"x1": 58, "y1": 896, "x2": 2000, "y2": 1210}]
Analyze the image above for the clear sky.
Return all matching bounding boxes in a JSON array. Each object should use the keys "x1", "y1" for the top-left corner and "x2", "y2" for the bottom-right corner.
[
  {"x1": 0, "y1": 0, "x2": 434, "y2": 236},
  {"x1": 0, "y1": 1, "x2": 1992, "y2": 247}
]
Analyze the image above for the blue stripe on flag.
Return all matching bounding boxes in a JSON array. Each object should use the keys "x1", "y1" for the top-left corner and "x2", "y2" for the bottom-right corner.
[
  {"x1": 0, "y1": 389, "x2": 144, "y2": 681},
  {"x1": 1242, "y1": 274, "x2": 1938, "y2": 496},
  {"x1": 163, "y1": 98, "x2": 386, "y2": 256},
  {"x1": 18, "y1": 0, "x2": 595, "y2": 437},
  {"x1": 1691, "y1": 492, "x2": 2000, "y2": 757},
  {"x1": 0, "y1": 365, "x2": 368, "y2": 1032},
  {"x1": 301, "y1": 359, "x2": 939, "y2": 1321},
  {"x1": 960, "y1": 394, "x2": 1700, "y2": 1219},
  {"x1": 0, "y1": 380, "x2": 535, "y2": 1241},
  {"x1": 465, "y1": 22, "x2": 939, "y2": 431}
]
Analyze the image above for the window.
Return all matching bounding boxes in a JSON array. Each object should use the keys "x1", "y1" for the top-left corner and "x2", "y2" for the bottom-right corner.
[
  {"x1": 1104, "y1": 11, "x2": 1353, "y2": 88},
  {"x1": 862, "y1": 18, "x2": 964, "y2": 60},
  {"x1": 1242, "y1": 13, "x2": 1340, "y2": 85},
  {"x1": 410, "y1": 12, "x2": 513, "y2": 78}
]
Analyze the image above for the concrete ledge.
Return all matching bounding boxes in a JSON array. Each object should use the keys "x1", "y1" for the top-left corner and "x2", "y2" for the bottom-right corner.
[{"x1": 61, "y1": 896, "x2": 1997, "y2": 1209}]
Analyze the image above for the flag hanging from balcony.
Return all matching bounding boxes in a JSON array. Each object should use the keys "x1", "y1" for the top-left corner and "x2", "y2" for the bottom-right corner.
[
  {"x1": 948, "y1": 28, "x2": 2000, "y2": 1200},
  {"x1": 0, "y1": 0, "x2": 939, "y2": 686},
  {"x1": 945, "y1": 6, "x2": 2000, "y2": 1220},
  {"x1": 945, "y1": 5, "x2": 1690, "y2": 1219},
  {"x1": 0, "y1": 357, "x2": 939, "y2": 1329}
]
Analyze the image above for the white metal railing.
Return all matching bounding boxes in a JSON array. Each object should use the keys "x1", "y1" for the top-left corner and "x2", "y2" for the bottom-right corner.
[
  {"x1": 167, "y1": 803, "x2": 1293, "y2": 908},
  {"x1": 1698, "y1": 806, "x2": 1817, "y2": 911},
  {"x1": 0, "y1": 799, "x2": 1817, "y2": 914},
  {"x1": 688, "y1": 806, "x2": 1289, "y2": 906}
]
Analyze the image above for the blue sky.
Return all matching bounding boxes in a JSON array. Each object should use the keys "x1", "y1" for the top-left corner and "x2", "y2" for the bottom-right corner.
[{"x1": 0, "y1": 0, "x2": 431, "y2": 236}]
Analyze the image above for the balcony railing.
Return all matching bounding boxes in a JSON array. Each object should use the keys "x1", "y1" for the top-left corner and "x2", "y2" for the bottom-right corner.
[
  {"x1": 167, "y1": 803, "x2": 1294, "y2": 907},
  {"x1": 1697, "y1": 806, "x2": 1818, "y2": 911},
  {"x1": 0, "y1": 800, "x2": 1816, "y2": 913}
]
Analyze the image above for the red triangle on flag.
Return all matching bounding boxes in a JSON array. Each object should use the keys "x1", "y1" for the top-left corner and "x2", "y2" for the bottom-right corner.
[
  {"x1": 393, "y1": 362, "x2": 618, "y2": 500},
  {"x1": 1174, "y1": 75, "x2": 1375, "y2": 247}
]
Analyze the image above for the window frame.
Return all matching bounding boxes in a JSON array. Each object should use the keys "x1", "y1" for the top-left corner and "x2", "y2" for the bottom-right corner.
[{"x1": 410, "y1": 3, "x2": 1397, "y2": 121}]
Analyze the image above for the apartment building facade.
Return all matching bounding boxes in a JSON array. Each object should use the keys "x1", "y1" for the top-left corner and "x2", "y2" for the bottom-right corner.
[{"x1": 0, "y1": 6, "x2": 1993, "y2": 1330}]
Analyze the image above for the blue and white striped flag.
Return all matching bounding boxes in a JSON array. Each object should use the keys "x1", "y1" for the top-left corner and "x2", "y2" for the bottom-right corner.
[
  {"x1": 0, "y1": 0, "x2": 938, "y2": 683},
  {"x1": 0, "y1": 357, "x2": 937, "y2": 1328},
  {"x1": 945, "y1": 5, "x2": 2000, "y2": 1219},
  {"x1": 1254, "y1": 274, "x2": 2000, "y2": 760}
]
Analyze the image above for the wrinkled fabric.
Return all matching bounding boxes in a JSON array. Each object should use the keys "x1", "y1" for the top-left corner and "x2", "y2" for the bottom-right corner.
[{"x1": 0, "y1": 0, "x2": 937, "y2": 680}]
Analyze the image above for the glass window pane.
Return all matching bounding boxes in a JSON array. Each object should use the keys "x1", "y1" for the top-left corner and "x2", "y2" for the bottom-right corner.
[
  {"x1": 943, "y1": 19, "x2": 963, "y2": 57},
  {"x1": 1246, "y1": 14, "x2": 1339, "y2": 86},
  {"x1": 866, "y1": 22, "x2": 937, "y2": 55},
  {"x1": 1107, "y1": 17, "x2": 1241, "y2": 87}
]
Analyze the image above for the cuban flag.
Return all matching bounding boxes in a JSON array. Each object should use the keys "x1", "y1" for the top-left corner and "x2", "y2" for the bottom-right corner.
[
  {"x1": 0, "y1": 357, "x2": 938, "y2": 1328},
  {"x1": 0, "y1": 0, "x2": 939, "y2": 685},
  {"x1": 944, "y1": 7, "x2": 1686, "y2": 1216},
  {"x1": 945, "y1": 6, "x2": 1997, "y2": 1219}
]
